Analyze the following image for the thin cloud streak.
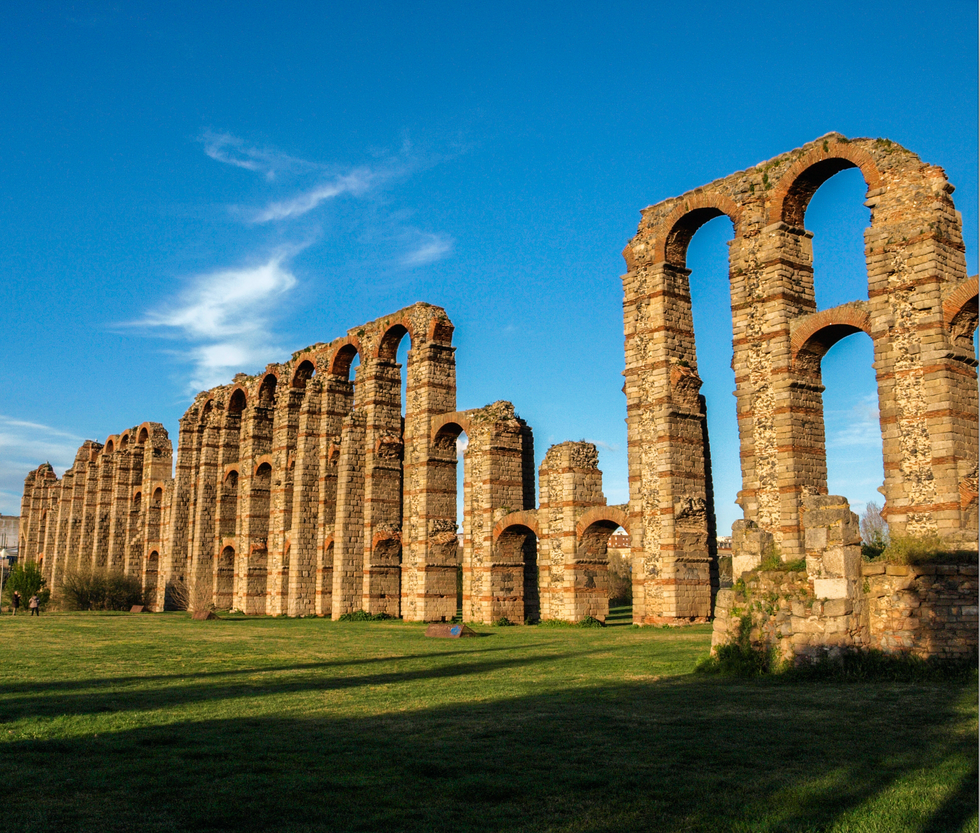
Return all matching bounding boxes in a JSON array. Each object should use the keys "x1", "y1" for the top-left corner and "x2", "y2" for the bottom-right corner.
[
  {"x1": 400, "y1": 232, "x2": 453, "y2": 267},
  {"x1": 252, "y1": 170, "x2": 376, "y2": 223},
  {"x1": 201, "y1": 130, "x2": 315, "y2": 180}
]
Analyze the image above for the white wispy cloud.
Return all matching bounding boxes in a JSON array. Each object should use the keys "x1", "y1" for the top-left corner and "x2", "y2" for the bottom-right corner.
[
  {"x1": 0, "y1": 415, "x2": 84, "y2": 515},
  {"x1": 201, "y1": 130, "x2": 315, "y2": 180},
  {"x1": 140, "y1": 254, "x2": 299, "y2": 390},
  {"x1": 400, "y1": 231, "x2": 453, "y2": 267},
  {"x1": 252, "y1": 169, "x2": 376, "y2": 223}
]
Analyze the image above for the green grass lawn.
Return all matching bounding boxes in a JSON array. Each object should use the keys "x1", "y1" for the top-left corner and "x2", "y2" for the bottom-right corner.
[{"x1": 0, "y1": 612, "x2": 975, "y2": 833}]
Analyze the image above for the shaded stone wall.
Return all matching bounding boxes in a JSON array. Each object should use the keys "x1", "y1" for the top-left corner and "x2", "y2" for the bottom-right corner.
[
  {"x1": 712, "y1": 495, "x2": 978, "y2": 661},
  {"x1": 623, "y1": 133, "x2": 978, "y2": 624}
]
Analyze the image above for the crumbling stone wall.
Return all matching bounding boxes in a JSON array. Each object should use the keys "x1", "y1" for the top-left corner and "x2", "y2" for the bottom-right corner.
[
  {"x1": 623, "y1": 133, "x2": 978, "y2": 625},
  {"x1": 712, "y1": 495, "x2": 978, "y2": 661}
]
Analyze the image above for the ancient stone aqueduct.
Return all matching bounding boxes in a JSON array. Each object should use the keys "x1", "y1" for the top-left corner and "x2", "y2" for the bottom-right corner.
[{"x1": 18, "y1": 134, "x2": 979, "y2": 653}]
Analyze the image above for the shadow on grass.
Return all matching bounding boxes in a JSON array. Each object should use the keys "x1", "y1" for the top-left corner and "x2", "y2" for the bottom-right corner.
[
  {"x1": 6, "y1": 673, "x2": 977, "y2": 833},
  {"x1": 0, "y1": 648, "x2": 600, "y2": 720},
  {"x1": 0, "y1": 643, "x2": 533, "y2": 697}
]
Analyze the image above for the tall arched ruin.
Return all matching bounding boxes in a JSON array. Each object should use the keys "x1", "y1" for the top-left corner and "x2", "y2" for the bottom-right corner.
[{"x1": 18, "y1": 135, "x2": 978, "y2": 644}]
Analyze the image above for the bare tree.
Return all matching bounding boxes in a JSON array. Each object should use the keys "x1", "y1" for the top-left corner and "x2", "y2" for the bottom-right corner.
[{"x1": 860, "y1": 501, "x2": 888, "y2": 557}]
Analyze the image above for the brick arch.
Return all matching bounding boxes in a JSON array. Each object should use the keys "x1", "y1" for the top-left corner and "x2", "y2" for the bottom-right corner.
[
  {"x1": 135, "y1": 422, "x2": 155, "y2": 443},
  {"x1": 770, "y1": 139, "x2": 883, "y2": 228},
  {"x1": 326, "y1": 339, "x2": 361, "y2": 378},
  {"x1": 943, "y1": 276, "x2": 978, "y2": 348},
  {"x1": 253, "y1": 455, "x2": 274, "y2": 475},
  {"x1": 427, "y1": 314, "x2": 455, "y2": 346},
  {"x1": 790, "y1": 305, "x2": 873, "y2": 364},
  {"x1": 654, "y1": 191, "x2": 743, "y2": 267},
  {"x1": 104, "y1": 435, "x2": 117, "y2": 454},
  {"x1": 575, "y1": 505, "x2": 630, "y2": 541},
  {"x1": 290, "y1": 355, "x2": 317, "y2": 389},
  {"x1": 222, "y1": 464, "x2": 241, "y2": 482},
  {"x1": 492, "y1": 510, "x2": 542, "y2": 543},
  {"x1": 257, "y1": 372, "x2": 279, "y2": 408},
  {"x1": 375, "y1": 318, "x2": 417, "y2": 362},
  {"x1": 226, "y1": 387, "x2": 248, "y2": 414},
  {"x1": 430, "y1": 412, "x2": 476, "y2": 443}
]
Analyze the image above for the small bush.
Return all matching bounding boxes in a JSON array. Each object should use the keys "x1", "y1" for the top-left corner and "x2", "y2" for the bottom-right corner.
[
  {"x1": 537, "y1": 618, "x2": 574, "y2": 628},
  {"x1": 57, "y1": 568, "x2": 145, "y2": 611},
  {"x1": 696, "y1": 616, "x2": 779, "y2": 677},
  {"x1": 3, "y1": 561, "x2": 50, "y2": 610},
  {"x1": 492, "y1": 617, "x2": 514, "y2": 627},
  {"x1": 337, "y1": 610, "x2": 393, "y2": 622},
  {"x1": 578, "y1": 616, "x2": 605, "y2": 628},
  {"x1": 879, "y1": 534, "x2": 974, "y2": 566}
]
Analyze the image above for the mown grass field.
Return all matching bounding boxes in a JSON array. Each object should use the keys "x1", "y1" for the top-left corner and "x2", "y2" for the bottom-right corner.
[{"x1": 0, "y1": 611, "x2": 975, "y2": 833}]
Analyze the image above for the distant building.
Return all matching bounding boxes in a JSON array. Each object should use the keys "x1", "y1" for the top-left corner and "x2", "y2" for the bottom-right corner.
[{"x1": 0, "y1": 514, "x2": 18, "y2": 559}]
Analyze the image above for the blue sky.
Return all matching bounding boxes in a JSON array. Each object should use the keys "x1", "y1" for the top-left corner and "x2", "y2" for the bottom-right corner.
[{"x1": 2, "y1": 2, "x2": 977, "y2": 535}]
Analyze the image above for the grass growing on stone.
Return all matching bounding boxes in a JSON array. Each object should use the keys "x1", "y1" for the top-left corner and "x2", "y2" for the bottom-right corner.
[{"x1": 0, "y1": 613, "x2": 976, "y2": 833}]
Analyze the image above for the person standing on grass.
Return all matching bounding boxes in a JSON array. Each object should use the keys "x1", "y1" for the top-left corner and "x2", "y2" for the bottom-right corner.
[
  {"x1": 12, "y1": 591, "x2": 20, "y2": 615},
  {"x1": 28, "y1": 594, "x2": 39, "y2": 616}
]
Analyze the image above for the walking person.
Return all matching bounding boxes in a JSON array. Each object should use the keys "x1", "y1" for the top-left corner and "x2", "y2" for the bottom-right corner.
[
  {"x1": 28, "y1": 594, "x2": 39, "y2": 616},
  {"x1": 12, "y1": 591, "x2": 20, "y2": 615}
]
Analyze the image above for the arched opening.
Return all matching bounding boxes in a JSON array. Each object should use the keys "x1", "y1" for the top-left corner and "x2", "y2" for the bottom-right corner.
[
  {"x1": 804, "y1": 167, "x2": 870, "y2": 309},
  {"x1": 494, "y1": 524, "x2": 539, "y2": 623},
  {"x1": 291, "y1": 359, "x2": 316, "y2": 390},
  {"x1": 137, "y1": 427, "x2": 149, "y2": 445},
  {"x1": 432, "y1": 421, "x2": 467, "y2": 621},
  {"x1": 105, "y1": 439, "x2": 115, "y2": 455},
  {"x1": 119, "y1": 434, "x2": 129, "y2": 451},
  {"x1": 228, "y1": 388, "x2": 246, "y2": 414},
  {"x1": 686, "y1": 213, "x2": 738, "y2": 546},
  {"x1": 247, "y1": 462, "x2": 272, "y2": 614},
  {"x1": 216, "y1": 545, "x2": 235, "y2": 609},
  {"x1": 258, "y1": 374, "x2": 277, "y2": 409},
  {"x1": 148, "y1": 487, "x2": 163, "y2": 544},
  {"x1": 145, "y1": 550, "x2": 160, "y2": 604},
  {"x1": 129, "y1": 490, "x2": 144, "y2": 577},
  {"x1": 605, "y1": 527, "x2": 632, "y2": 623},
  {"x1": 798, "y1": 326, "x2": 883, "y2": 524},
  {"x1": 219, "y1": 469, "x2": 239, "y2": 539},
  {"x1": 575, "y1": 519, "x2": 622, "y2": 623}
]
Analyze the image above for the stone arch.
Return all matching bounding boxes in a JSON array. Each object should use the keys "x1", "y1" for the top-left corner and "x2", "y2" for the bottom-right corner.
[
  {"x1": 136, "y1": 425, "x2": 150, "y2": 444},
  {"x1": 375, "y1": 320, "x2": 416, "y2": 362},
  {"x1": 492, "y1": 510, "x2": 542, "y2": 543},
  {"x1": 216, "y1": 545, "x2": 235, "y2": 609},
  {"x1": 943, "y1": 276, "x2": 979, "y2": 351},
  {"x1": 199, "y1": 399, "x2": 214, "y2": 424},
  {"x1": 492, "y1": 516, "x2": 541, "y2": 623},
  {"x1": 770, "y1": 139, "x2": 882, "y2": 229},
  {"x1": 431, "y1": 413, "x2": 475, "y2": 445},
  {"x1": 655, "y1": 192, "x2": 742, "y2": 267},
  {"x1": 104, "y1": 438, "x2": 115, "y2": 455},
  {"x1": 227, "y1": 387, "x2": 247, "y2": 413},
  {"x1": 575, "y1": 506, "x2": 630, "y2": 541},
  {"x1": 290, "y1": 357, "x2": 316, "y2": 389},
  {"x1": 145, "y1": 549, "x2": 160, "y2": 604},
  {"x1": 119, "y1": 432, "x2": 130, "y2": 450},
  {"x1": 327, "y1": 341, "x2": 361, "y2": 379},
  {"x1": 790, "y1": 304, "x2": 873, "y2": 367},
  {"x1": 257, "y1": 373, "x2": 278, "y2": 408}
]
